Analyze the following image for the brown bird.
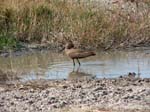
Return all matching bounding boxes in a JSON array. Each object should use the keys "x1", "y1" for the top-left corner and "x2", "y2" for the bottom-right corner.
[{"x1": 65, "y1": 42, "x2": 96, "y2": 66}]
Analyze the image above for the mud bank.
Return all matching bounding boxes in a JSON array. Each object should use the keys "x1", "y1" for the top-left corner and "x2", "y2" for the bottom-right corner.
[{"x1": 0, "y1": 77, "x2": 150, "y2": 112}]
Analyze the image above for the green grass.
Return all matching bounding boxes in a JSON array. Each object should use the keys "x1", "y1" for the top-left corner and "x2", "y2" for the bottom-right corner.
[
  {"x1": 0, "y1": 33, "x2": 17, "y2": 50},
  {"x1": 0, "y1": 0, "x2": 150, "y2": 50}
]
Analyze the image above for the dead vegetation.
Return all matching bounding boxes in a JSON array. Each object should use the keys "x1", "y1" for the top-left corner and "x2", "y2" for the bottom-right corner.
[{"x1": 0, "y1": 0, "x2": 150, "y2": 50}]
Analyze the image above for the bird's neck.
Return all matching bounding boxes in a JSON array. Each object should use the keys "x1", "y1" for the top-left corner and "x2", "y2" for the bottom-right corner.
[{"x1": 65, "y1": 48, "x2": 74, "y2": 55}]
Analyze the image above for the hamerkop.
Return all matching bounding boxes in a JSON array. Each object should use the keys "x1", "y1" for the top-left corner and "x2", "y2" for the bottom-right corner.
[{"x1": 65, "y1": 42, "x2": 96, "y2": 66}]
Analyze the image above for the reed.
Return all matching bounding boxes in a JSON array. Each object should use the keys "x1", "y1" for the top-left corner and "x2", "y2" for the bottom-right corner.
[{"x1": 0, "y1": 0, "x2": 150, "y2": 50}]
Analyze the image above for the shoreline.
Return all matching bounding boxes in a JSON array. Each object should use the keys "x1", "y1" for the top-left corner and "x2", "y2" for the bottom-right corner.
[
  {"x1": 1, "y1": 43, "x2": 150, "y2": 58},
  {"x1": 0, "y1": 77, "x2": 150, "y2": 112}
]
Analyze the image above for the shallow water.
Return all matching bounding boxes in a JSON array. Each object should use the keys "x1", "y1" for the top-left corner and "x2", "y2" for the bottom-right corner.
[{"x1": 0, "y1": 49, "x2": 150, "y2": 82}]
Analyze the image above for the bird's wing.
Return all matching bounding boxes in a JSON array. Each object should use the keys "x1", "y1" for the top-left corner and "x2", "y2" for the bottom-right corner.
[
  {"x1": 71, "y1": 49, "x2": 84, "y2": 53},
  {"x1": 68, "y1": 49, "x2": 84, "y2": 58},
  {"x1": 69, "y1": 49, "x2": 95, "y2": 59}
]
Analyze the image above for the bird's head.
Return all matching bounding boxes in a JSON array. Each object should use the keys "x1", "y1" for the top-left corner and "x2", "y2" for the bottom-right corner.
[
  {"x1": 65, "y1": 42, "x2": 74, "y2": 49},
  {"x1": 59, "y1": 41, "x2": 74, "y2": 52}
]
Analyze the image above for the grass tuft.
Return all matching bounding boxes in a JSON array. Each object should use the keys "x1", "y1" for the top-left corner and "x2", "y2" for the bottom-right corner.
[{"x1": 0, "y1": 0, "x2": 150, "y2": 50}]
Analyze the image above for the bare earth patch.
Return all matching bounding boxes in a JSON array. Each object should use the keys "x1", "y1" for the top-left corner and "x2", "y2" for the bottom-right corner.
[{"x1": 0, "y1": 77, "x2": 150, "y2": 112}]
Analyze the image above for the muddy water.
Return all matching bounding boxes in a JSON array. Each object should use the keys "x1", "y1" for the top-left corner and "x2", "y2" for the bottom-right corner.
[{"x1": 0, "y1": 49, "x2": 150, "y2": 82}]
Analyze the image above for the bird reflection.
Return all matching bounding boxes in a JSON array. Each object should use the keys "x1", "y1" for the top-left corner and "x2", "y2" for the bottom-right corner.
[{"x1": 68, "y1": 66, "x2": 96, "y2": 80}]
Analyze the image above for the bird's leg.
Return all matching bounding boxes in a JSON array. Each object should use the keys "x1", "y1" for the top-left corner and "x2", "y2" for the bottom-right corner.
[
  {"x1": 77, "y1": 59, "x2": 81, "y2": 66},
  {"x1": 73, "y1": 66, "x2": 75, "y2": 72},
  {"x1": 77, "y1": 66, "x2": 80, "y2": 72},
  {"x1": 73, "y1": 59, "x2": 75, "y2": 66}
]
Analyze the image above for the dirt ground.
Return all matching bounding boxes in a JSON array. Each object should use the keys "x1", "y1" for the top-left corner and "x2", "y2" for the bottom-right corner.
[{"x1": 0, "y1": 76, "x2": 150, "y2": 112}]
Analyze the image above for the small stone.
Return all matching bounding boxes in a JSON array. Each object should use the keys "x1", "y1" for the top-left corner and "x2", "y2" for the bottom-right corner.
[
  {"x1": 100, "y1": 84, "x2": 105, "y2": 87},
  {"x1": 45, "y1": 90, "x2": 49, "y2": 94},
  {"x1": 10, "y1": 102, "x2": 14, "y2": 105},
  {"x1": 94, "y1": 87, "x2": 103, "y2": 91},
  {"x1": 0, "y1": 87, "x2": 5, "y2": 92},
  {"x1": 0, "y1": 103, "x2": 4, "y2": 107},
  {"x1": 102, "y1": 91, "x2": 108, "y2": 96},
  {"x1": 62, "y1": 85, "x2": 68, "y2": 89},
  {"x1": 134, "y1": 96, "x2": 141, "y2": 100},
  {"x1": 119, "y1": 75, "x2": 123, "y2": 78},
  {"x1": 127, "y1": 88, "x2": 133, "y2": 92},
  {"x1": 76, "y1": 85, "x2": 82, "y2": 88},
  {"x1": 28, "y1": 100, "x2": 34, "y2": 104}
]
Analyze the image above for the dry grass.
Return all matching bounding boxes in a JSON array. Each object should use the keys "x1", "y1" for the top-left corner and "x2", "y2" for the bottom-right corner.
[{"x1": 0, "y1": 0, "x2": 150, "y2": 50}]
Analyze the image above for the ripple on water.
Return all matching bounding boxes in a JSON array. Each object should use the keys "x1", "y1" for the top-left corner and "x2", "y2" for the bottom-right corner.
[{"x1": 0, "y1": 49, "x2": 150, "y2": 82}]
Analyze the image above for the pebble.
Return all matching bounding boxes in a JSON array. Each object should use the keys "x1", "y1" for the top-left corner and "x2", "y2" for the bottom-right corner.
[{"x1": 0, "y1": 78, "x2": 150, "y2": 112}]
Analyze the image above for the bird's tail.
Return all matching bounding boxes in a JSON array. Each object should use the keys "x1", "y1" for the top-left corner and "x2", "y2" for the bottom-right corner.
[{"x1": 90, "y1": 51, "x2": 96, "y2": 56}]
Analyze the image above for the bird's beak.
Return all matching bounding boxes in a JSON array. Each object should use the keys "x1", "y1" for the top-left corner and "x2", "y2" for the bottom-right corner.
[{"x1": 59, "y1": 46, "x2": 65, "y2": 52}]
